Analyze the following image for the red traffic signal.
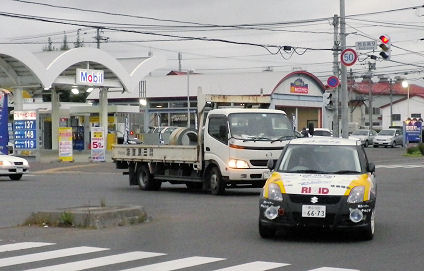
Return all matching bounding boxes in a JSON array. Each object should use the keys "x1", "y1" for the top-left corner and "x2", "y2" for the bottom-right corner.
[{"x1": 379, "y1": 35, "x2": 390, "y2": 44}]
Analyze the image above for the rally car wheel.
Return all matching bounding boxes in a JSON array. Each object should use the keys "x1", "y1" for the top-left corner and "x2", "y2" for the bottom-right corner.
[
  {"x1": 362, "y1": 209, "x2": 375, "y2": 240},
  {"x1": 259, "y1": 221, "x2": 276, "y2": 239}
]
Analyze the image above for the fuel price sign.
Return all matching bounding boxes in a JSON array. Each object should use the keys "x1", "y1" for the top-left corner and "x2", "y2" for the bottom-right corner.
[{"x1": 14, "y1": 111, "x2": 37, "y2": 150}]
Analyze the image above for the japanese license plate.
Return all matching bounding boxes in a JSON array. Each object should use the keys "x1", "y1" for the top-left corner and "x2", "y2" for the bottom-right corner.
[
  {"x1": 302, "y1": 205, "x2": 326, "y2": 218},
  {"x1": 16, "y1": 168, "x2": 23, "y2": 173}
]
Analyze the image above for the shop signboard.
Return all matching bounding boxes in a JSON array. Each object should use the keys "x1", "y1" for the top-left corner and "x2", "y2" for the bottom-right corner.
[
  {"x1": 91, "y1": 127, "x2": 105, "y2": 162},
  {"x1": 76, "y1": 68, "x2": 104, "y2": 86},
  {"x1": 58, "y1": 127, "x2": 73, "y2": 162},
  {"x1": 404, "y1": 119, "x2": 422, "y2": 143}
]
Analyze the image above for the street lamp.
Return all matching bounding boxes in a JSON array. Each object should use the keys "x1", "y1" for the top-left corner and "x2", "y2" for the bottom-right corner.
[{"x1": 402, "y1": 80, "x2": 410, "y2": 119}]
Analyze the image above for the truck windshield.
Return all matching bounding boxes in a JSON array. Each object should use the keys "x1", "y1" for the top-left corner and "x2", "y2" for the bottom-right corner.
[{"x1": 228, "y1": 113, "x2": 295, "y2": 141}]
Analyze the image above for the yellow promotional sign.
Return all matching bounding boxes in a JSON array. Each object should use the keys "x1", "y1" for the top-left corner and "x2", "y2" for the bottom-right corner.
[{"x1": 58, "y1": 127, "x2": 73, "y2": 162}]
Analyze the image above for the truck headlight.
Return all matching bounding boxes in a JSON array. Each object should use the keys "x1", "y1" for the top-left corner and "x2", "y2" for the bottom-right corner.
[
  {"x1": 0, "y1": 160, "x2": 12, "y2": 166},
  {"x1": 267, "y1": 183, "x2": 283, "y2": 201},
  {"x1": 228, "y1": 159, "x2": 249, "y2": 169},
  {"x1": 347, "y1": 186, "x2": 365, "y2": 203}
]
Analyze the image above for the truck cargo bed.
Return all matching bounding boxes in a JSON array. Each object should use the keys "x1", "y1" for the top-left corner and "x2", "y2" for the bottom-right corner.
[{"x1": 112, "y1": 144, "x2": 198, "y2": 163}]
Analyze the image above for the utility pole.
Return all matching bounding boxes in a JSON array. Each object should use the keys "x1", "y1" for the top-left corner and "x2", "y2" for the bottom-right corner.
[
  {"x1": 332, "y1": 14, "x2": 340, "y2": 137},
  {"x1": 178, "y1": 52, "x2": 182, "y2": 72},
  {"x1": 367, "y1": 61, "x2": 376, "y2": 130},
  {"x1": 389, "y1": 78, "x2": 393, "y2": 127},
  {"x1": 340, "y1": 0, "x2": 349, "y2": 138},
  {"x1": 368, "y1": 62, "x2": 373, "y2": 131},
  {"x1": 95, "y1": 28, "x2": 109, "y2": 49}
]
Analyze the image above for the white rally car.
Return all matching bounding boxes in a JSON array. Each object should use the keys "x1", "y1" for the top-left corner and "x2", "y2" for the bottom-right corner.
[
  {"x1": 0, "y1": 154, "x2": 30, "y2": 180},
  {"x1": 259, "y1": 137, "x2": 377, "y2": 240}
]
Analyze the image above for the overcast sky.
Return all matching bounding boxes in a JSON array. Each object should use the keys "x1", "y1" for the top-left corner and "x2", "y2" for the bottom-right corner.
[{"x1": 1, "y1": 0, "x2": 424, "y2": 85}]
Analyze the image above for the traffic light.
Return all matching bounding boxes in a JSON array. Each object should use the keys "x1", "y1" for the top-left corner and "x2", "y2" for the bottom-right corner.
[
  {"x1": 379, "y1": 35, "x2": 391, "y2": 60},
  {"x1": 323, "y1": 92, "x2": 333, "y2": 109}
]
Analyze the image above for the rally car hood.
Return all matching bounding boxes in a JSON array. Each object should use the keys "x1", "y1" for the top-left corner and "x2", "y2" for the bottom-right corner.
[{"x1": 274, "y1": 172, "x2": 369, "y2": 196}]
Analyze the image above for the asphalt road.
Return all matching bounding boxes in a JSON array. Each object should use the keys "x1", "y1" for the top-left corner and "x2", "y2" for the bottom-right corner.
[{"x1": 0, "y1": 147, "x2": 422, "y2": 271}]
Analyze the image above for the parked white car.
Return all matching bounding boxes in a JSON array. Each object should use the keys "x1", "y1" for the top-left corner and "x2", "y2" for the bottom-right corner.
[
  {"x1": 373, "y1": 129, "x2": 403, "y2": 148},
  {"x1": 0, "y1": 154, "x2": 30, "y2": 180},
  {"x1": 349, "y1": 129, "x2": 378, "y2": 147}
]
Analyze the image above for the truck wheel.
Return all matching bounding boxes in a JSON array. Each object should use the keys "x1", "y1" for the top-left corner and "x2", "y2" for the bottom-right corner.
[
  {"x1": 259, "y1": 221, "x2": 276, "y2": 239},
  {"x1": 9, "y1": 174, "x2": 22, "y2": 181},
  {"x1": 208, "y1": 166, "x2": 225, "y2": 195},
  {"x1": 136, "y1": 165, "x2": 161, "y2": 191}
]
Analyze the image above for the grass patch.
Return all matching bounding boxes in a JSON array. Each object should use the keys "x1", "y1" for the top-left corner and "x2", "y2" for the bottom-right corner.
[{"x1": 404, "y1": 145, "x2": 423, "y2": 157}]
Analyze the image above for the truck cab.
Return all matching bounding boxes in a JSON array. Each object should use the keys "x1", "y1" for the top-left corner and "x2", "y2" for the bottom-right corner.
[{"x1": 202, "y1": 108, "x2": 295, "y2": 194}]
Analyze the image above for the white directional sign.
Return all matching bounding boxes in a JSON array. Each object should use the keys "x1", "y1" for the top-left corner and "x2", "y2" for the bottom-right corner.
[{"x1": 355, "y1": 40, "x2": 377, "y2": 51}]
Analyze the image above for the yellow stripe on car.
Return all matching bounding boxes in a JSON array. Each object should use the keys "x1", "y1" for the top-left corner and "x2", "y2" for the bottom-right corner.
[
  {"x1": 264, "y1": 172, "x2": 286, "y2": 198},
  {"x1": 344, "y1": 173, "x2": 373, "y2": 201}
]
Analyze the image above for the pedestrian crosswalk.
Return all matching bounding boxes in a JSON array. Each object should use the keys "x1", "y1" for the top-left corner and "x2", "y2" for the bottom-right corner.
[
  {"x1": 0, "y1": 241, "x2": 360, "y2": 271},
  {"x1": 376, "y1": 163, "x2": 424, "y2": 169}
]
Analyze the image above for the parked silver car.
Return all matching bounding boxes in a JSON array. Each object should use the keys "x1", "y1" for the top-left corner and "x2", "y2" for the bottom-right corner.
[
  {"x1": 349, "y1": 129, "x2": 378, "y2": 147},
  {"x1": 373, "y1": 128, "x2": 403, "y2": 148}
]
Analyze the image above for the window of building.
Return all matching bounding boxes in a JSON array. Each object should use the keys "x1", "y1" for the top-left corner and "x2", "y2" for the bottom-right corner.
[
  {"x1": 392, "y1": 114, "x2": 401, "y2": 121},
  {"x1": 411, "y1": 113, "x2": 421, "y2": 119},
  {"x1": 365, "y1": 107, "x2": 381, "y2": 115}
]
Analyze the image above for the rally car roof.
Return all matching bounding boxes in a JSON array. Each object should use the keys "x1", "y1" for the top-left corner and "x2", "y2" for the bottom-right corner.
[{"x1": 289, "y1": 137, "x2": 360, "y2": 146}]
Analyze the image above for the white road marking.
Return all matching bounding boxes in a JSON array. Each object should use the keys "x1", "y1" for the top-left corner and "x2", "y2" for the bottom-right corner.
[
  {"x1": 117, "y1": 256, "x2": 225, "y2": 271},
  {"x1": 309, "y1": 267, "x2": 360, "y2": 271},
  {"x1": 211, "y1": 261, "x2": 289, "y2": 271},
  {"x1": 376, "y1": 164, "x2": 424, "y2": 169},
  {"x1": 0, "y1": 242, "x2": 54, "y2": 253},
  {"x1": 22, "y1": 251, "x2": 165, "y2": 271},
  {"x1": 0, "y1": 246, "x2": 108, "y2": 267}
]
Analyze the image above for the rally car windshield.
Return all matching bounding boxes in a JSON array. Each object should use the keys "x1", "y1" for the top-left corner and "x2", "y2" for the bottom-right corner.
[
  {"x1": 229, "y1": 113, "x2": 295, "y2": 141},
  {"x1": 278, "y1": 144, "x2": 363, "y2": 174}
]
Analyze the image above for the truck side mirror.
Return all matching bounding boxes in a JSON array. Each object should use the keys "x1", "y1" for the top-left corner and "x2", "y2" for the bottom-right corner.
[{"x1": 267, "y1": 159, "x2": 275, "y2": 170}]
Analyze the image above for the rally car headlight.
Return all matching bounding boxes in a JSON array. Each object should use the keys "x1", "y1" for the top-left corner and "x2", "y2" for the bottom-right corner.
[
  {"x1": 347, "y1": 186, "x2": 365, "y2": 203},
  {"x1": 228, "y1": 159, "x2": 249, "y2": 169},
  {"x1": 267, "y1": 183, "x2": 283, "y2": 201}
]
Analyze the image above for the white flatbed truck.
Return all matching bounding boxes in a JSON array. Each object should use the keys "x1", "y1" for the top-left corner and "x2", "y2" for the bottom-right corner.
[{"x1": 112, "y1": 91, "x2": 295, "y2": 194}]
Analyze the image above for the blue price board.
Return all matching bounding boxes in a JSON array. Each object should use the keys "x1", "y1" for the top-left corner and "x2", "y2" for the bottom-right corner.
[
  {"x1": 14, "y1": 130, "x2": 36, "y2": 140},
  {"x1": 14, "y1": 139, "x2": 37, "y2": 149},
  {"x1": 14, "y1": 120, "x2": 36, "y2": 130},
  {"x1": 13, "y1": 111, "x2": 37, "y2": 150}
]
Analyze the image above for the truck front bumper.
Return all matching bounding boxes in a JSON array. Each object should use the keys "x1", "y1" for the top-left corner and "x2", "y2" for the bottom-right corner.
[{"x1": 222, "y1": 167, "x2": 270, "y2": 187}]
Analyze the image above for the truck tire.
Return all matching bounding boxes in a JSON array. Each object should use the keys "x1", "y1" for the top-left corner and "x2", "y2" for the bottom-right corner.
[
  {"x1": 9, "y1": 174, "x2": 22, "y2": 181},
  {"x1": 208, "y1": 166, "x2": 225, "y2": 195},
  {"x1": 136, "y1": 164, "x2": 161, "y2": 191}
]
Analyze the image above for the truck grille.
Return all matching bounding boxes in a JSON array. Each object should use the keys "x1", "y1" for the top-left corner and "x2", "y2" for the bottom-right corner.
[{"x1": 250, "y1": 159, "x2": 277, "y2": 167}]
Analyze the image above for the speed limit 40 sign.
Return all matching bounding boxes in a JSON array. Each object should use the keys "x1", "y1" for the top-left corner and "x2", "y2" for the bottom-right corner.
[{"x1": 341, "y1": 48, "x2": 358, "y2": 66}]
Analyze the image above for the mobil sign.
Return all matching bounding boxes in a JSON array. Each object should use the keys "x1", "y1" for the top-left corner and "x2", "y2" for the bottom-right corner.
[{"x1": 76, "y1": 68, "x2": 104, "y2": 85}]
